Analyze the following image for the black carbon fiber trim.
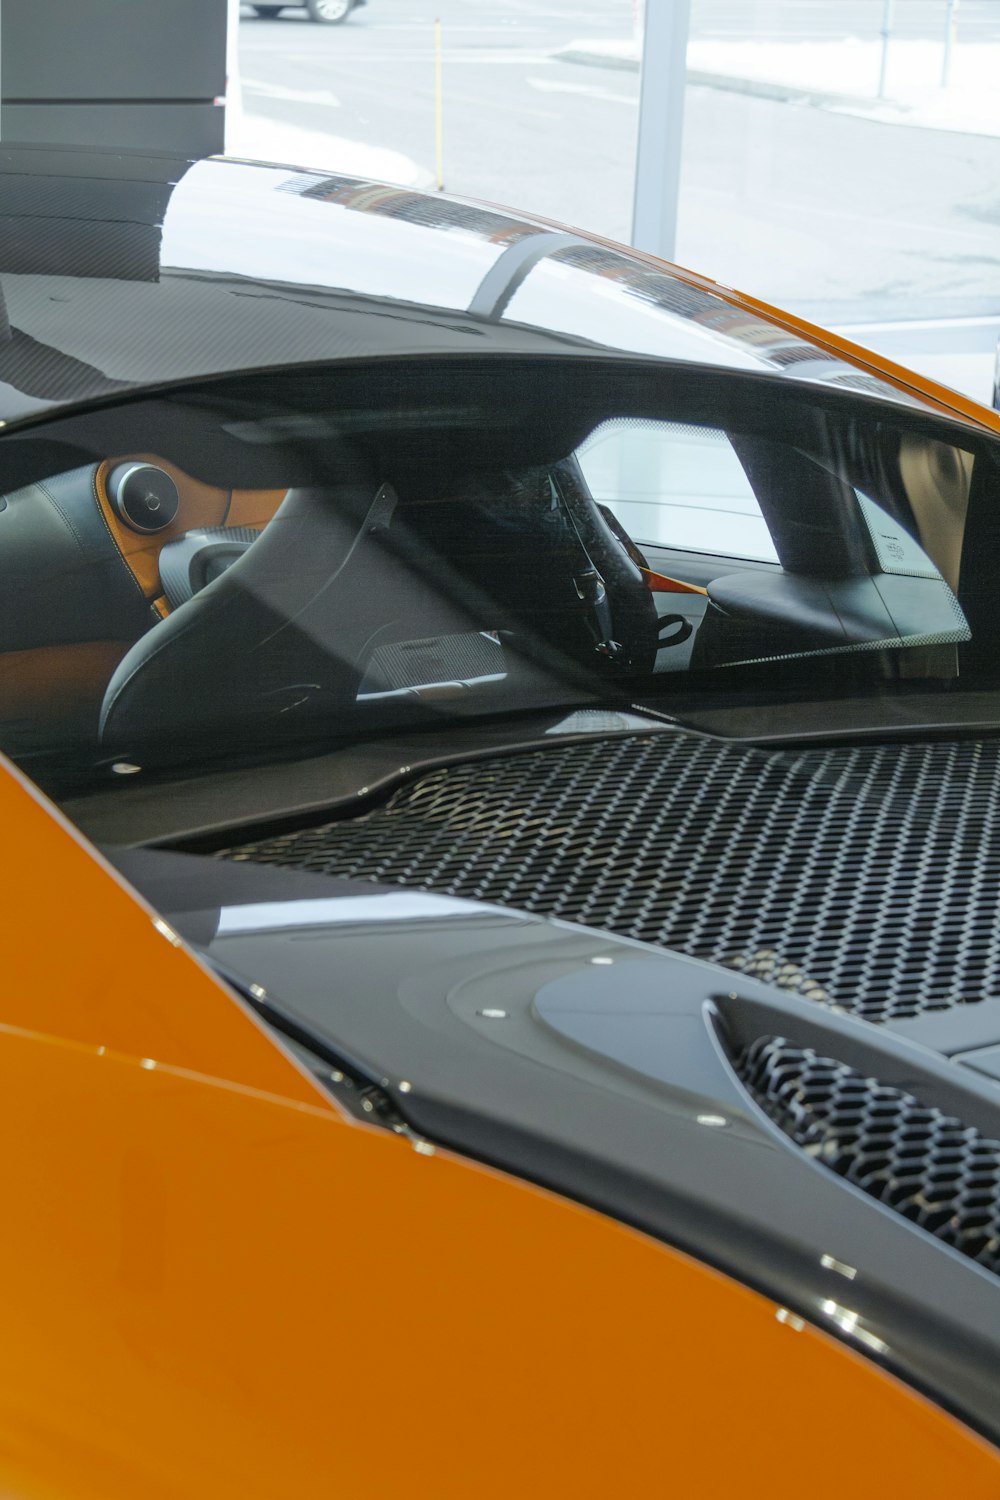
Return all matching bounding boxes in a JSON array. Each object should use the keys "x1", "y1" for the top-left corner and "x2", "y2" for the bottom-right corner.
[
  {"x1": 735, "y1": 1036, "x2": 1000, "y2": 1277},
  {"x1": 216, "y1": 733, "x2": 1000, "y2": 1023},
  {"x1": 361, "y1": 631, "x2": 505, "y2": 692}
]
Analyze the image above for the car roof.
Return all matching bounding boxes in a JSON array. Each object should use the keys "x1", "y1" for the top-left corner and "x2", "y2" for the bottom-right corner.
[{"x1": 0, "y1": 142, "x2": 993, "y2": 431}]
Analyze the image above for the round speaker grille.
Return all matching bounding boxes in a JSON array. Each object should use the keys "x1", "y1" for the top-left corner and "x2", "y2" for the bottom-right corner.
[{"x1": 108, "y1": 463, "x2": 179, "y2": 534}]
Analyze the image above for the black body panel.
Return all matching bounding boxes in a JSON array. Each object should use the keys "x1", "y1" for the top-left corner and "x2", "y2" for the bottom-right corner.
[
  {"x1": 107, "y1": 841, "x2": 1000, "y2": 1445},
  {"x1": 0, "y1": 146, "x2": 978, "y2": 429},
  {"x1": 213, "y1": 731, "x2": 1000, "y2": 1026}
]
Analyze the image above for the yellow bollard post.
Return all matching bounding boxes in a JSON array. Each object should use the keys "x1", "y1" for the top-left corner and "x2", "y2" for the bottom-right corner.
[{"x1": 435, "y1": 17, "x2": 444, "y2": 192}]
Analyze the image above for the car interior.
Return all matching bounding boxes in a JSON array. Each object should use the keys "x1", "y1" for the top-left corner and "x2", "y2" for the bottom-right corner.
[{"x1": 0, "y1": 357, "x2": 989, "y2": 787}]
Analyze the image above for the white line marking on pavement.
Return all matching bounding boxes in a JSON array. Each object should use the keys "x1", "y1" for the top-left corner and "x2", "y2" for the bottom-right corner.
[
  {"x1": 245, "y1": 49, "x2": 558, "y2": 65},
  {"x1": 243, "y1": 77, "x2": 341, "y2": 105},
  {"x1": 528, "y1": 75, "x2": 636, "y2": 104},
  {"x1": 691, "y1": 182, "x2": 997, "y2": 246},
  {"x1": 373, "y1": 22, "x2": 548, "y2": 32},
  {"x1": 839, "y1": 317, "x2": 1000, "y2": 334}
]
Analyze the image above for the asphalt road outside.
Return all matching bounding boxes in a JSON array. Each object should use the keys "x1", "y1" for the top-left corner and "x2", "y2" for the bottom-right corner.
[
  {"x1": 692, "y1": 1, "x2": 1000, "y2": 42},
  {"x1": 238, "y1": 0, "x2": 1000, "y2": 324}
]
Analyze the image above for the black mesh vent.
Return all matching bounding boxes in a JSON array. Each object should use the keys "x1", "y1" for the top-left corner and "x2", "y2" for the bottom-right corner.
[
  {"x1": 736, "y1": 1036, "x2": 1000, "y2": 1276},
  {"x1": 216, "y1": 733, "x2": 1000, "y2": 1023}
]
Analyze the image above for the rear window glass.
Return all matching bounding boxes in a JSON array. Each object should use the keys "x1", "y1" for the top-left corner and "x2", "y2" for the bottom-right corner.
[
  {"x1": 0, "y1": 359, "x2": 980, "y2": 799},
  {"x1": 576, "y1": 418, "x2": 778, "y2": 562}
]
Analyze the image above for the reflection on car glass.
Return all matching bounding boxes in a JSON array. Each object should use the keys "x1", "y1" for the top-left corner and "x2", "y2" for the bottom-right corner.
[
  {"x1": 506, "y1": 245, "x2": 931, "y2": 408},
  {"x1": 0, "y1": 359, "x2": 992, "y2": 794},
  {"x1": 544, "y1": 709, "x2": 674, "y2": 735},
  {"x1": 576, "y1": 417, "x2": 778, "y2": 562},
  {"x1": 898, "y1": 435, "x2": 974, "y2": 595},
  {"x1": 278, "y1": 174, "x2": 540, "y2": 249}
]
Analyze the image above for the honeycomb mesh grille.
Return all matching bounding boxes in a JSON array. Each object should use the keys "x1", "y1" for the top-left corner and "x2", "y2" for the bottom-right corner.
[
  {"x1": 216, "y1": 733, "x2": 1000, "y2": 1023},
  {"x1": 735, "y1": 1036, "x2": 1000, "y2": 1275}
]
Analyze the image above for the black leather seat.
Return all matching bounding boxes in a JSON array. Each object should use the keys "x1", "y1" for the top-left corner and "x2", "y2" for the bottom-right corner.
[
  {"x1": 99, "y1": 459, "x2": 659, "y2": 758},
  {"x1": 0, "y1": 465, "x2": 156, "y2": 654},
  {"x1": 99, "y1": 471, "x2": 483, "y2": 754}
]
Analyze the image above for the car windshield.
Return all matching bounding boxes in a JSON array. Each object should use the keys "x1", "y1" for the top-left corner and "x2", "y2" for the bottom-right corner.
[{"x1": 0, "y1": 353, "x2": 996, "y2": 799}]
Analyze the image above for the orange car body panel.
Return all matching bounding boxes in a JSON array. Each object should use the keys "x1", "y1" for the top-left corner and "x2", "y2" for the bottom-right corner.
[
  {"x1": 707, "y1": 283, "x2": 1000, "y2": 436},
  {"x1": 655, "y1": 257, "x2": 1000, "y2": 436},
  {"x1": 1, "y1": 754, "x2": 999, "y2": 1496}
]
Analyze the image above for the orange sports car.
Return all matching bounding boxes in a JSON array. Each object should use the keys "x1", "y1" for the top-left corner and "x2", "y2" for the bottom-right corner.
[{"x1": 2, "y1": 144, "x2": 1000, "y2": 1498}]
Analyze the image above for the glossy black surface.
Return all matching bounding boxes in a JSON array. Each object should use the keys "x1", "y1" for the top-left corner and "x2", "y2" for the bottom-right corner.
[{"x1": 0, "y1": 144, "x2": 966, "y2": 428}]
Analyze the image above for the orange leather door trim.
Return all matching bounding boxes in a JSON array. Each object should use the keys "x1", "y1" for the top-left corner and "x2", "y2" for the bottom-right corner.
[
  {"x1": 94, "y1": 459, "x2": 286, "y2": 608},
  {"x1": 94, "y1": 457, "x2": 229, "y2": 599},
  {"x1": 642, "y1": 566, "x2": 709, "y2": 595},
  {"x1": 0, "y1": 640, "x2": 130, "y2": 721},
  {"x1": 226, "y1": 488, "x2": 286, "y2": 528}
]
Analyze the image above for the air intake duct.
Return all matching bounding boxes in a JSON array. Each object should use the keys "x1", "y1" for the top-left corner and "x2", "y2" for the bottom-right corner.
[{"x1": 735, "y1": 1036, "x2": 1000, "y2": 1278}]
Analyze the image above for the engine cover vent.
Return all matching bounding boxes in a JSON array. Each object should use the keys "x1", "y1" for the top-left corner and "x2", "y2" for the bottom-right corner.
[
  {"x1": 217, "y1": 733, "x2": 1000, "y2": 1023},
  {"x1": 735, "y1": 1036, "x2": 1000, "y2": 1277}
]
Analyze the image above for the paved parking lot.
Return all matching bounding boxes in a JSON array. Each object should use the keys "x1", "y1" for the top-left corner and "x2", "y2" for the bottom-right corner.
[
  {"x1": 695, "y1": 1, "x2": 1000, "y2": 42},
  {"x1": 237, "y1": 0, "x2": 1000, "y2": 330}
]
